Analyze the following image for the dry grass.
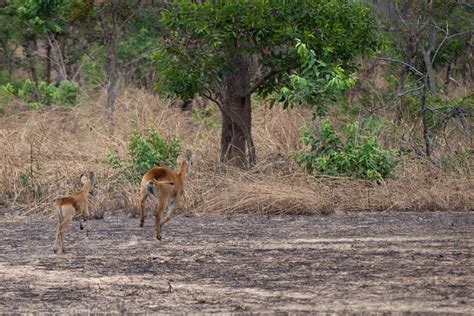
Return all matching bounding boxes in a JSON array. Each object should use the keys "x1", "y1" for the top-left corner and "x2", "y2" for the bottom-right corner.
[{"x1": 0, "y1": 88, "x2": 472, "y2": 217}]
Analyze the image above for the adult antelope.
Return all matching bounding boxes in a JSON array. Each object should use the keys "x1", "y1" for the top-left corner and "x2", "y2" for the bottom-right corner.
[{"x1": 139, "y1": 150, "x2": 192, "y2": 240}]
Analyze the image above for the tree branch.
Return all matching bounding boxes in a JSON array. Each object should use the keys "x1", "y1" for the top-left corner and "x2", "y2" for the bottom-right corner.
[
  {"x1": 247, "y1": 69, "x2": 277, "y2": 95},
  {"x1": 376, "y1": 57, "x2": 424, "y2": 77},
  {"x1": 431, "y1": 30, "x2": 472, "y2": 68},
  {"x1": 202, "y1": 88, "x2": 223, "y2": 109},
  {"x1": 397, "y1": 84, "x2": 425, "y2": 98}
]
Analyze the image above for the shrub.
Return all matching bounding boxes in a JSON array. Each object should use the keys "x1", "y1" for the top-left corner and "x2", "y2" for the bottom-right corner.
[
  {"x1": 17, "y1": 79, "x2": 80, "y2": 108},
  {"x1": 36, "y1": 81, "x2": 61, "y2": 107},
  {"x1": 106, "y1": 127, "x2": 181, "y2": 184},
  {"x1": 105, "y1": 149, "x2": 122, "y2": 170},
  {"x1": 58, "y1": 80, "x2": 80, "y2": 105},
  {"x1": 296, "y1": 118, "x2": 398, "y2": 180},
  {"x1": 128, "y1": 128, "x2": 181, "y2": 178}
]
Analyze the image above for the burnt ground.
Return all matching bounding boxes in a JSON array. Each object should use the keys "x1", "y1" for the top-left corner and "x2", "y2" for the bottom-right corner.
[{"x1": 0, "y1": 211, "x2": 472, "y2": 314}]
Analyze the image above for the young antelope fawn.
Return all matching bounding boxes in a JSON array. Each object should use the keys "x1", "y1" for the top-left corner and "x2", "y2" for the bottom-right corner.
[
  {"x1": 139, "y1": 150, "x2": 192, "y2": 240},
  {"x1": 53, "y1": 172, "x2": 95, "y2": 253}
]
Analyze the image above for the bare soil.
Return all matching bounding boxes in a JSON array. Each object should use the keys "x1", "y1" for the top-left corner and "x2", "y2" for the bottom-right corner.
[{"x1": 0, "y1": 211, "x2": 473, "y2": 314}]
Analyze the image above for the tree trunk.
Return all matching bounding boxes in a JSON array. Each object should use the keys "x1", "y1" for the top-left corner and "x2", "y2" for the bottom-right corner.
[
  {"x1": 106, "y1": 69, "x2": 121, "y2": 126},
  {"x1": 45, "y1": 41, "x2": 52, "y2": 83},
  {"x1": 0, "y1": 41, "x2": 14, "y2": 76},
  {"x1": 144, "y1": 70, "x2": 155, "y2": 92},
  {"x1": 47, "y1": 33, "x2": 68, "y2": 84},
  {"x1": 445, "y1": 61, "x2": 452, "y2": 86},
  {"x1": 219, "y1": 54, "x2": 256, "y2": 167},
  {"x1": 24, "y1": 36, "x2": 38, "y2": 85},
  {"x1": 423, "y1": 49, "x2": 437, "y2": 96},
  {"x1": 395, "y1": 65, "x2": 407, "y2": 122},
  {"x1": 102, "y1": 0, "x2": 121, "y2": 128},
  {"x1": 420, "y1": 77, "x2": 434, "y2": 163}
]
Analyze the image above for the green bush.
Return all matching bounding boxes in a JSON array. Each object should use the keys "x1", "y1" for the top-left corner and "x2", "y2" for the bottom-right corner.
[
  {"x1": 129, "y1": 128, "x2": 181, "y2": 177},
  {"x1": 36, "y1": 81, "x2": 60, "y2": 107},
  {"x1": 106, "y1": 127, "x2": 181, "y2": 184},
  {"x1": 296, "y1": 118, "x2": 397, "y2": 180},
  {"x1": 58, "y1": 80, "x2": 80, "y2": 105},
  {"x1": 105, "y1": 149, "x2": 122, "y2": 170},
  {"x1": 16, "y1": 79, "x2": 80, "y2": 108}
]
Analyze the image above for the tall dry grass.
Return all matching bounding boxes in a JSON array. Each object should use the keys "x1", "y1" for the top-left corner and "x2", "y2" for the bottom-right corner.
[{"x1": 0, "y1": 88, "x2": 472, "y2": 217}]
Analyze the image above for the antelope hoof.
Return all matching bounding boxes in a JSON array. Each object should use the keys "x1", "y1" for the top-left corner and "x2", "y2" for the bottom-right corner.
[
  {"x1": 53, "y1": 248, "x2": 57, "y2": 254},
  {"x1": 80, "y1": 223, "x2": 84, "y2": 230},
  {"x1": 157, "y1": 234, "x2": 161, "y2": 241},
  {"x1": 140, "y1": 221, "x2": 144, "y2": 227}
]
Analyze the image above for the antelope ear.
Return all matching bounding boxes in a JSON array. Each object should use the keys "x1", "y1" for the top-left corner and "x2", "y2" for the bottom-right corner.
[{"x1": 79, "y1": 173, "x2": 87, "y2": 184}]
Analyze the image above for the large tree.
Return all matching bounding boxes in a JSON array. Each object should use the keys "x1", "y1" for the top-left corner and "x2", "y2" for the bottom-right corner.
[{"x1": 155, "y1": 0, "x2": 380, "y2": 167}]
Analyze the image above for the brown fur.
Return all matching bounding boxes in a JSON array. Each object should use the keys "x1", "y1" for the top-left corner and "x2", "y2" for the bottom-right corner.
[
  {"x1": 139, "y1": 150, "x2": 192, "y2": 240},
  {"x1": 52, "y1": 172, "x2": 95, "y2": 253}
]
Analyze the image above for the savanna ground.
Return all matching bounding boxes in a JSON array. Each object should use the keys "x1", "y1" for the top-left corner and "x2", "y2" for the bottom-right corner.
[{"x1": 0, "y1": 210, "x2": 473, "y2": 314}]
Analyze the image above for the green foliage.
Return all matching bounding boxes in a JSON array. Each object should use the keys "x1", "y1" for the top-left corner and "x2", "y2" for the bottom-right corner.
[
  {"x1": 15, "y1": 0, "x2": 75, "y2": 34},
  {"x1": 119, "y1": 25, "x2": 158, "y2": 88},
  {"x1": 128, "y1": 128, "x2": 181, "y2": 178},
  {"x1": 105, "y1": 128, "x2": 181, "y2": 183},
  {"x1": 105, "y1": 149, "x2": 122, "y2": 169},
  {"x1": 0, "y1": 83, "x2": 15, "y2": 113},
  {"x1": 34, "y1": 81, "x2": 60, "y2": 107},
  {"x1": 156, "y1": 0, "x2": 380, "y2": 102},
  {"x1": 296, "y1": 118, "x2": 398, "y2": 180},
  {"x1": 81, "y1": 55, "x2": 107, "y2": 87},
  {"x1": 275, "y1": 39, "x2": 357, "y2": 114},
  {"x1": 0, "y1": 0, "x2": 95, "y2": 93},
  {"x1": 154, "y1": 46, "x2": 207, "y2": 100},
  {"x1": 0, "y1": 70, "x2": 12, "y2": 86},
  {"x1": 58, "y1": 80, "x2": 80, "y2": 105},
  {"x1": 16, "y1": 79, "x2": 79, "y2": 108}
]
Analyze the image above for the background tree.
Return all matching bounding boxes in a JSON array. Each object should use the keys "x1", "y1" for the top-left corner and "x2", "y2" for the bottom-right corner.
[
  {"x1": 369, "y1": 0, "x2": 473, "y2": 162},
  {"x1": 0, "y1": 0, "x2": 166, "y2": 112},
  {"x1": 155, "y1": 0, "x2": 380, "y2": 167},
  {"x1": 96, "y1": 0, "x2": 125, "y2": 127},
  {"x1": 96, "y1": 0, "x2": 167, "y2": 127},
  {"x1": 0, "y1": 0, "x2": 94, "y2": 86},
  {"x1": 0, "y1": 4, "x2": 20, "y2": 80}
]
